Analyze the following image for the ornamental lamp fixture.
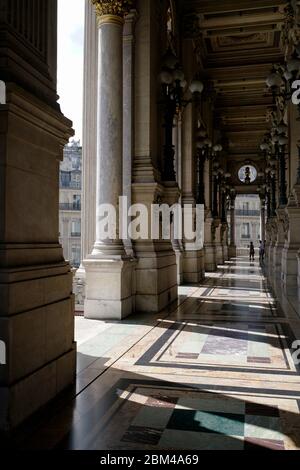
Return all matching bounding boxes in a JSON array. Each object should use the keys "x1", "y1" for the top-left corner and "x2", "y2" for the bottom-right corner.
[
  {"x1": 204, "y1": 137, "x2": 212, "y2": 147},
  {"x1": 266, "y1": 71, "x2": 283, "y2": 89},
  {"x1": 189, "y1": 80, "x2": 204, "y2": 95},
  {"x1": 271, "y1": 134, "x2": 279, "y2": 144},
  {"x1": 260, "y1": 143, "x2": 269, "y2": 151},
  {"x1": 196, "y1": 139, "x2": 206, "y2": 150},
  {"x1": 163, "y1": 47, "x2": 178, "y2": 69},
  {"x1": 286, "y1": 55, "x2": 300, "y2": 74},
  {"x1": 159, "y1": 49, "x2": 204, "y2": 181},
  {"x1": 197, "y1": 128, "x2": 207, "y2": 138},
  {"x1": 277, "y1": 121, "x2": 288, "y2": 135},
  {"x1": 159, "y1": 70, "x2": 173, "y2": 85},
  {"x1": 278, "y1": 135, "x2": 288, "y2": 146},
  {"x1": 213, "y1": 144, "x2": 223, "y2": 153},
  {"x1": 283, "y1": 69, "x2": 293, "y2": 81},
  {"x1": 172, "y1": 68, "x2": 185, "y2": 82}
]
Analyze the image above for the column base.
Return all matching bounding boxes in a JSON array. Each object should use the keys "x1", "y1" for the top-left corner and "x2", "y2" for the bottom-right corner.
[
  {"x1": 204, "y1": 244, "x2": 217, "y2": 272},
  {"x1": 215, "y1": 243, "x2": 224, "y2": 266},
  {"x1": 83, "y1": 256, "x2": 136, "y2": 320},
  {"x1": 134, "y1": 243, "x2": 177, "y2": 313},
  {"x1": 175, "y1": 249, "x2": 184, "y2": 286},
  {"x1": 182, "y1": 249, "x2": 204, "y2": 284},
  {"x1": 223, "y1": 244, "x2": 229, "y2": 262},
  {"x1": 272, "y1": 244, "x2": 284, "y2": 285},
  {"x1": 229, "y1": 245, "x2": 237, "y2": 258},
  {"x1": 0, "y1": 345, "x2": 76, "y2": 432},
  {"x1": 281, "y1": 246, "x2": 299, "y2": 296}
]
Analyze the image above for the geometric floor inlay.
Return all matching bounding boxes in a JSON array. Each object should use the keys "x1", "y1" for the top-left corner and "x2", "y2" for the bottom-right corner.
[
  {"x1": 11, "y1": 257, "x2": 300, "y2": 451},
  {"x1": 99, "y1": 385, "x2": 300, "y2": 450}
]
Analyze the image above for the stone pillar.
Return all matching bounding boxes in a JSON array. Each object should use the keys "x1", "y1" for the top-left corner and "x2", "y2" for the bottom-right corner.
[
  {"x1": 84, "y1": 1, "x2": 136, "y2": 320},
  {"x1": 131, "y1": 0, "x2": 177, "y2": 312},
  {"x1": 229, "y1": 197, "x2": 237, "y2": 258},
  {"x1": 221, "y1": 224, "x2": 229, "y2": 262},
  {"x1": 260, "y1": 197, "x2": 266, "y2": 242},
  {"x1": 123, "y1": 9, "x2": 138, "y2": 256},
  {"x1": 272, "y1": 209, "x2": 286, "y2": 286},
  {"x1": 214, "y1": 219, "x2": 224, "y2": 266},
  {"x1": 0, "y1": 0, "x2": 76, "y2": 432},
  {"x1": 281, "y1": 190, "x2": 300, "y2": 296},
  {"x1": 74, "y1": 0, "x2": 98, "y2": 311},
  {"x1": 173, "y1": 115, "x2": 184, "y2": 285},
  {"x1": 181, "y1": 106, "x2": 204, "y2": 283},
  {"x1": 204, "y1": 214, "x2": 217, "y2": 272},
  {"x1": 267, "y1": 219, "x2": 277, "y2": 278}
]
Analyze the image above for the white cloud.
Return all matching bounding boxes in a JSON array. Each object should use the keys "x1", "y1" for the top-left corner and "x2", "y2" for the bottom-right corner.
[{"x1": 57, "y1": 0, "x2": 84, "y2": 142}]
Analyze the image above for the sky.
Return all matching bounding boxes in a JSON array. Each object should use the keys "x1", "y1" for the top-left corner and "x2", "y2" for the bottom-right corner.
[{"x1": 57, "y1": 0, "x2": 85, "y2": 142}]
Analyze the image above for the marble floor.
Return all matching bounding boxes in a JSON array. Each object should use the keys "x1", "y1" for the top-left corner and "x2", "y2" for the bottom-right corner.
[{"x1": 11, "y1": 257, "x2": 300, "y2": 450}]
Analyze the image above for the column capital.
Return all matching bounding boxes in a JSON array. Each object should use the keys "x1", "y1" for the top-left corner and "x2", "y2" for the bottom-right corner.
[{"x1": 91, "y1": 0, "x2": 134, "y2": 25}]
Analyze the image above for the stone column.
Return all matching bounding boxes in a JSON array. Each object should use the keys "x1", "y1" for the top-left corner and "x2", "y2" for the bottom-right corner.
[
  {"x1": 181, "y1": 103, "x2": 204, "y2": 283},
  {"x1": 131, "y1": 0, "x2": 177, "y2": 313},
  {"x1": 74, "y1": 0, "x2": 98, "y2": 311},
  {"x1": 204, "y1": 215, "x2": 217, "y2": 271},
  {"x1": 123, "y1": 9, "x2": 138, "y2": 256},
  {"x1": 84, "y1": 0, "x2": 136, "y2": 320},
  {"x1": 172, "y1": 115, "x2": 184, "y2": 285},
  {"x1": 272, "y1": 209, "x2": 286, "y2": 286},
  {"x1": 260, "y1": 197, "x2": 266, "y2": 241},
  {"x1": 229, "y1": 197, "x2": 237, "y2": 258},
  {"x1": 281, "y1": 190, "x2": 300, "y2": 296}
]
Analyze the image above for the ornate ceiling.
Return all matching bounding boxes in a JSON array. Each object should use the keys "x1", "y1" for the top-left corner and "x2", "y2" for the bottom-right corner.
[{"x1": 179, "y1": 0, "x2": 287, "y2": 162}]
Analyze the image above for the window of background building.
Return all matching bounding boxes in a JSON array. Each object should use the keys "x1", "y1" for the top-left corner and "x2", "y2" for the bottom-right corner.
[
  {"x1": 60, "y1": 171, "x2": 71, "y2": 188},
  {"x1": 73, "y1": 195, "x2": 81, "y2": 209},
  {"x1": 243, "y1": 202, "x2": 249, "y2": 213},
  {"x1": 71, "y1": 219, "x2": 81, "y2": 236},
  {"x1": 71, "y1": 172, "x2": 81, "y2": 188},
  {"x1": 242, "y1": 223, "x2": 250, "y2": 239}
]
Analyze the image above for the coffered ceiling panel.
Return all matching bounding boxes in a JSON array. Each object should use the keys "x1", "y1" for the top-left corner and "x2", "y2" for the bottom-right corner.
[{"x1": 179, "y1": 0, "x2": 287, "y2": 164}]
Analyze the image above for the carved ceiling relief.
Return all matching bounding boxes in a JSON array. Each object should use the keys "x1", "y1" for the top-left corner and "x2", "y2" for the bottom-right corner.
[
  {"x1": 179, "y1": 0, "x2": 287, "y2": 194},
  {"x1": 218, "y1": 33, "x2": 268, "y2": 47}
]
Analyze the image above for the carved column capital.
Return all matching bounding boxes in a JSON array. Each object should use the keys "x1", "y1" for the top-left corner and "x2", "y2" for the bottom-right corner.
[{"x1": 91, "y1": 0, "x2": 134, "y2": 25}]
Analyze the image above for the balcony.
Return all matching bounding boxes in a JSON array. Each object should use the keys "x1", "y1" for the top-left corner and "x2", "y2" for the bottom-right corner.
[
  {"x1": 59, "y1": 203, "x2": 81, "y2": 211},
  {"x1": 236, "y1": 210, "x2": 260, "y2": 217},
  {"x1": 60, "y1": 182, "x2": 82, "y2": 190}
]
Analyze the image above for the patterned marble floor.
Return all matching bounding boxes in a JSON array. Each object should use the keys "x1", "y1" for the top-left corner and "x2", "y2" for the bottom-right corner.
[{"x1": 13, "y1": 258, "x2": 300, "y2": 450}]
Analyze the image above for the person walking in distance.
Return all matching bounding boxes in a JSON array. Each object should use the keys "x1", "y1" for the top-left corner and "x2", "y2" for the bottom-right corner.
[
  {"x1": 249, "y1": 241, "x2": 255, "y2": 262},
  {"x1": 259, "y1": 240, "x2": 265, "y2": 263}
]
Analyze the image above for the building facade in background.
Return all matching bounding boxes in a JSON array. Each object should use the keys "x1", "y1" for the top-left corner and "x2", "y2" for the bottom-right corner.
[
  {"x1": 235, "y1": 195, "x2": 261, "y2": 249},
  {"x1": 59, "y1": 140, "x2": 82, "y2": 268}
]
